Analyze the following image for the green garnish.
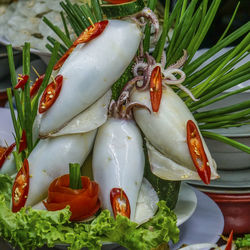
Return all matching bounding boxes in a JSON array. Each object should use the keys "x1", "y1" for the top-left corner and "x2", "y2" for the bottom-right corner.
[
  {"x1": 0, "y1": 191, "x2": 179, "y2": 250},
  {"x1": 69, "y1": 163, "x2": 83, "y2": 189},
  {"x1": 236, "y1": 234, "x2": 250, "y2": 248},
  {"x1": 6, "y1": 42, "x2": 60, "y2": 169}
]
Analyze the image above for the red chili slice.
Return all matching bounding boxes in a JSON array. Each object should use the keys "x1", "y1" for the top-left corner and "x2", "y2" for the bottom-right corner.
[
  {"x1": 43, "y1": 175, "x2": 100, "y2": 221},
  {"x1": 150, "y1": 66, "x2": 162, "y2": 112},
  {"x1": 53, "y1": 46, "x2": 75, "y2": 71},
  {"x1": 225, "y1": 230, "x2": 234, "y2": 250},
  {"x1": 186, "y1": 120, "x2": 211, "y2": 184},
  {"x1": 12, "y1": 159, "x2": 29, "y2": 212},
  {"x1": 38, "y1": 75, "x2": 63, "y2": 114},
  {"x1": 110, "y1": 188, "x2": 131, "y2": 219},
  {"x1": 30, "y1": 74, "x2": 45, "y2": 98},
  {"x1": 14, "y1": 74, "x2": 29, "y2": 90},
  {"x1": 0, "y1": 143, "x2": 16, "y2": 169},
  {"x1": 18, "y1": 130, "x2": 27, "y2": 153},
  {"x1": 53, "y1": 20, "x2": 108, "y2": 70},
  {"x1": 73, "y1": 20, "x2": 108, "y2": 46}
]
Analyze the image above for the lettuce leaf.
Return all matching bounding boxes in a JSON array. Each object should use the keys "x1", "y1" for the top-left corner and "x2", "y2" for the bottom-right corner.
[
  {"x1": 0, "y1": 174, "x2": 179, "y2": 250},
  {"x1": 0, "y1": 174, "x2": 13, "y2": 207}
]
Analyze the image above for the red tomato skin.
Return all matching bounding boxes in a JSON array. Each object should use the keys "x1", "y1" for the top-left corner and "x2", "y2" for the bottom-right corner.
[{"x1": 43, "y1": 175, "x2": 100, "y2": 221}]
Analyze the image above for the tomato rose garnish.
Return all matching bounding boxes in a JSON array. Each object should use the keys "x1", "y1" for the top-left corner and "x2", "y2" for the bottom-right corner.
[
  {"x1": 38, "y1": 75, "x2": 63, "y2": 114},
  {"x1": 186, "y1": 120, "x2": 211, "y2": 184},
  {"x1": 43, "y1": 175, "x2": 100, "y2": 221},
  {"x1": 150, "y1": 66, "x2": 162, "y2": 112},
  {"x1": 12, "y1": 159, "x2": 30, "y2": 212},
  {"x1": 53, "y1": 20, "x2": 108, "y2": 70}
]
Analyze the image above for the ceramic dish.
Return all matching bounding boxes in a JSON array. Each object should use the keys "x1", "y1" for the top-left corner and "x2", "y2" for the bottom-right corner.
[
  {"x1": 205, "y1": 192, "x2": 250, "y2": 235},
  {"x1": 205, "y1": 134, "x2": 250, "y2": 170},
  {"x1": 188, "y1": 183, "x2": 250, "y2": 194},
  {"x1": 0, "y1": 44, "x2": 22, "y2": 80},
  {"x1": 171, "y1": 187, "x2": 224, "y2": 250},
  {"x1": 0, "y1": 37, "x2": 50, "y2": 64},
  {"x1": 187, "y1": 168, "x2": 250, "y2": 189}
]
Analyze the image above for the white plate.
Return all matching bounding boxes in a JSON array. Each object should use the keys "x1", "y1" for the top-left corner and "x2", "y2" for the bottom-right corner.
[
  {"x1": 187, "y1": 168, "x2": 250, "y2": 189},
  {"x1": 174, "y1": 183, "x2": 197, "y2": 227},
  {"x1": 171, "y1": 187, "x2": 224, "y2": 250}
]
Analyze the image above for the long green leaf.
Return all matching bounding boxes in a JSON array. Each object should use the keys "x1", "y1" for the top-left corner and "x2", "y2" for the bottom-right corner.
[
  {"x1": 202, "y1": 131, "x2": 250, "y2": 153},
  {"x1": 6, "y1": 45, "x2": 24, "y2": 132},
  {"x1": 154, "y1": 0, "x2": 170, "y2": 62},
  {"x1": 43, "y1": 16, "x2": 73, "y2": 48},
  {"x1": 217, "y1": 2, "x2": 240, "y2": 43},
  {"x1": 23, "y1": 43, "x2": 33, "y2": 154},
  {"x1": 189, "y1": 73, "x2": 250, "y2": 110},
  {"x1": 195, "y1": 100, "x2": 250, "y2": 120},
  {"x1": 6, "y1": 89, "x2": 19, "y2": 145},
  {"x1": 186, "y1": 0, "x2": 221, "y2": 62},
  {"x1": 184, "y1": 21, "x2": 250, "y2": 74},
  {"x1": 191, "y1": 85, "x2": 250, "y2": 111}
]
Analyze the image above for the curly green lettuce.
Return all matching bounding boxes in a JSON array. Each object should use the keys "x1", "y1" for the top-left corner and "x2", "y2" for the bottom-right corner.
[
  {"x1": 0, "y1": 174, "x2": 179, "y2": 250},
  {"x1": 0, "y1": 174, "x2": 12, "y2": 206}
]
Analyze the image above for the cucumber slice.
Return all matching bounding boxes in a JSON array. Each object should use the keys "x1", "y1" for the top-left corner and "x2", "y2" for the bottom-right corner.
[{"x1": 101, "y1": 0, "x2": 145, "y2": 19}]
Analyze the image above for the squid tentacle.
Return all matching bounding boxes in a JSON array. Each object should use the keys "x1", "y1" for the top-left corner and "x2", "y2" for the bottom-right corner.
[
  {"x1": 167, "y1": 50, "x2": 188, "y2": 69},
  {"x1": 125, "y1": 102, "x2": 151, "y2": 120},
  {"x1": 132, "y1": 7, "x2": 159, "y2": 41}
]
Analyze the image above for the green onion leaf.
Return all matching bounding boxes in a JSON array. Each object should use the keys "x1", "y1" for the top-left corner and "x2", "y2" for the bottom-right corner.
[{"x1": 69, "y1": 163, "x2": 82, "y2": 189}]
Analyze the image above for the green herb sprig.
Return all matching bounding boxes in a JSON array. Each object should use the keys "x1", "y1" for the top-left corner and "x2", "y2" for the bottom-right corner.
[
  {"x1": 6, "y1": 42, "x2": 60, "y2": 168},
  {"x1": 69, "y1": 163, "x2": 83, "y2": 189}
]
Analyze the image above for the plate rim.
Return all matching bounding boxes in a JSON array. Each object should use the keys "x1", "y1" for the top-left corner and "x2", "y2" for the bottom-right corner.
[{"x1": 174, "y1": 182, "x2": 197, "y2": 227}]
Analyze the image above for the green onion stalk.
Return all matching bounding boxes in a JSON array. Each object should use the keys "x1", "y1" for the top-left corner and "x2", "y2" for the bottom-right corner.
[{"x1": 6, "y1": 42, "x2": 60, "y2": 169}]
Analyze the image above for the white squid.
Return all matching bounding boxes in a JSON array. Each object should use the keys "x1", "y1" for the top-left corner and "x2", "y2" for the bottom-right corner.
[
  {"x1": 25, "y1": 130, "x2": 96, "y2": 207},
  {"x1": 39, "y1": 20, "x2": 142, "y2": 137},
  {"x1": 131, "y1": 85, "x2": 219, "y2": 181},
  {"x1": 93, "y1": 92, "x2": 145, "y2": 220}
]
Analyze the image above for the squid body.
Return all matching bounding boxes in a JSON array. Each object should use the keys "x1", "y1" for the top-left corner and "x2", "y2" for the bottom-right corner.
[
  {"x1": 25, "y1": 130, "x2": 96, "y2": 207},
  {"x1": 93, "y1": 118, "x2": 145, "y2": 221},
  {"x1": 39, "y1": 20, "x2": 142, "y2": 137},
  {"x1": 131, "y1": 85, "x2": 218, "y2": 181}
]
